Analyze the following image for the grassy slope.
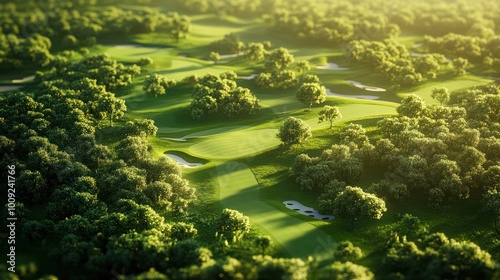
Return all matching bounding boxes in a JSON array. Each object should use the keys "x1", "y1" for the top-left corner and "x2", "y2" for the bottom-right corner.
[{"x1": 78, "y1": 7, "x2": 498, "y2": 275}]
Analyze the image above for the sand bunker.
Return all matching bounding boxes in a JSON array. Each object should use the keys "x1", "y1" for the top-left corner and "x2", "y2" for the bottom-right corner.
[
  {"x1": 12, "y1": 75, "x2": 35, "y2": 84},
  {"x1": 111, "y1": 44, "x2": 164, "y2": 49},
  {"x1": 346, "y1": 80, "x2": 386, "y2": 92},
  {"x1": 241, "y1": 74, "x2": 258, "y2": 80},
  {"x1": 410, "y1": 51, "x2": 425, "y2": 57},
  {"x1": 164, "y1": 138, "x2": 187, "y2": 142},
  {"x1": 165, "y1": 153, "x2": 203, "y2": 168},
  {"x1": 316, "y1": 63, "x2": 349, "y2": 70},
  {"x1": 325, "y1": 88, "x2": 379, "y2": 100},
  {"x1": 283, "y1": 200, "x2": 333, "y2": 221},
  {"x1": 0, "y1": 85, "x2": 23, "y2": 93}
]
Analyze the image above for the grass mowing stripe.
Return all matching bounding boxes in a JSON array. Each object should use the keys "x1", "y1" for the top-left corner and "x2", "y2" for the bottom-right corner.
[
  {"x1": 190, "y1": 129, "x2": 280, "y2": 159},
  {"x1": 217, "y1": 162, "x2": 334, "y2": 260}
]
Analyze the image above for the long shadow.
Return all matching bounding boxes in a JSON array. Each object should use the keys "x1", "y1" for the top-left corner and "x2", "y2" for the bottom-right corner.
[{"x1": 215, "y1": 161, "x2": 334, "y2": 260}]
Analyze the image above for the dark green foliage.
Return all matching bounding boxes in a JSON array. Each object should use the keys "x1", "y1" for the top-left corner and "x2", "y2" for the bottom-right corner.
[
  {"x1": 168, "y1": 240, "x2": 213, "y2": 268},
  {"x1": 143, "y1": 74, "x2": 176, "y2": 97},
  {"x1": 295, "y1": 82, "x2": 326, "y2": 111},
  {"x1": 384, "y1": 233, "x2": 496, "y2": 279},
  {"x1": 254, "y1": 255, "x2": 308, "y2": 280},
  {"x1": 333, "y1": 186, "x2": 387, "y2": 227},
  {"x1": 216, "y1": 208, "x2": 250, "y2": 243},
  {"x1": 334, "y1": 241, "x2": 363, "y2": 262},
  {"x1": 190, "y1": 73, "x2": 260, "y2": 119},
  {"x1": 276, "y1": 117, "x2": 312, "y2": 145},
  {"x1": 317, "y1": 261, "x2": 374, "y2": 280}
]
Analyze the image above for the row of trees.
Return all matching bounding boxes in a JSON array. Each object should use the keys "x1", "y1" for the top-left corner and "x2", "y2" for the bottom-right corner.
[
  {"x1": 345, "y1": 39, "x2": 452, "y2": 87},
  {"x1": 0, "y1": 1, "x2": 190, "y2": 70},
  {"x1": 264, "y1": 0, "x2": 499, "y2": 45},
  {"x1": 423, "y1": 33, "x2": 500, "y2": 75}
]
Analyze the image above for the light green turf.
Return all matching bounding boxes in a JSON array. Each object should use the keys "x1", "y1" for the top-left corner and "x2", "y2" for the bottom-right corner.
[
  {"x1": 157, "y1": 127, "x2": 192, "y2": 134},
  {"x1": 184, "y1": 126, "x2": 249, "y2": 138},
  {"x1": 188, "y1": 103, "x2": 396, "y2": 160},
  {"x1": 190, "y1": 128, "x2": 280, "y2": 159},
  {"x1": 217, "y1": 161, "x2": 334, "y2": 259},
  {"x1": 398, "y1": 74, "x2": 493, "y2": 105},
  {"x1": 156, "y1": 58, "x2": 231, "y2": 80}
]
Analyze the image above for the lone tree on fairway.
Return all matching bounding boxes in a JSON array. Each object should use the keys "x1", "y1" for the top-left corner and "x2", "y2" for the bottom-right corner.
[
  {"x1": 210, "y1": 51, "x2": 221, "y2": 64},
  {"x1": 431, "y1": 87, "x2": 450, "y2": 106},
  {"x1": 296, "y1": 82, "x2": 326, "y2": 111},
  {"x1": 143, "y1": 74, "x2": 176, "y2": 97},
  {"x1": 277, "y1": 117, "x2": 312, "y2": 145},
  {"x1": 318, "y1": 105, "x2": 342, "y2": 128},
  {"x1": 333, "y1": 186, "x2": 387, "y2": 229}
]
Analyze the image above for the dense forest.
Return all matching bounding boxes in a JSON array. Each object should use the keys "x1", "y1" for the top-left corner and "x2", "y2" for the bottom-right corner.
[{"x1": 1, "y1": 0, "x2": 499, "y2": 279}]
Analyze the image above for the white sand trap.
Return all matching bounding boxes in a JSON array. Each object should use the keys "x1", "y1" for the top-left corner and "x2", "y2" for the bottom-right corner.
[
  {"x1": 240, "y1": 74, "x2": 258, "y2": 80},
  {"x1": 414, "y1": 42, "x2": 423, "y2": 48},
  {"x1": 178, "y1": 54, "x2": 187, "y2": 57},
  {"x1": 12, "y1": 75, "x2": 35, "y2": 83},
  {"x1": 316, "y1": 63, "x2": 349, "y2": 70},
  {"x1": 164, "y1": 137, "x2": 187, "y2": 142},
  {"x1": 219, "y1": 54, "x2": 238, "y2": 59},
  {"x1": 325, "y1": 88, "x2": 379, "y2": 100},
  {"x1": 0, "y1": 85, "x2": 23, "y2": 93},
  {"x1": 165, "y1": 153, "x2": 203, "y2": 168},
  {"x1": 346, "y1": 80, "x2": 386, "y2": 92},
  {"x1": 410, "y1": 51, "x2": 425, "y2": 57},
  {"x1": 283, "y1": 200, "x2": 334, "y2": 221},
  {"x1": 111, "y1": 44, "x2": 164, "y2": 49}
]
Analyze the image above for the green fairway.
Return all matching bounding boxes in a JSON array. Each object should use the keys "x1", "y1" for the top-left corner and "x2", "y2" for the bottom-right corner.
[
  {"x1": 190, "y1": 128, "x2": 280, "y2": 159},
  {"x1": 217, "y1": 161, "x2": 334, "y2": 259},
  {"x1": 398, "y1": 74, "x2": 493, "y2": 105}
]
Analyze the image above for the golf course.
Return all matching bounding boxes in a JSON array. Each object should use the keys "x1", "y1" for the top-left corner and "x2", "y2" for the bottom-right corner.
[{"x1": 1, "y1": 0, "x2": 500, "y2": 279}]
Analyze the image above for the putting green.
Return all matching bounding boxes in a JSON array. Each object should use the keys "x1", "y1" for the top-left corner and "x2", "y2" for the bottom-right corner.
[
  {"x1": 217, "y1": 162, "x2": 334, "y2": 259},
  {"x1": 184, "y1": 126, "x2": 249, "y2": 138},
  {"x1": 306, "y1": 103, "x2": 397, "y2": 129},
  {"x1": 189, "y1": 129, "x2": 280, "y2": 159}
]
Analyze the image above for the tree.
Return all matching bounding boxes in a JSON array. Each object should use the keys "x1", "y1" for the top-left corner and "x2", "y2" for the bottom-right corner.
[
  {"x1": 453, "y1": 57, "x2": 468, "y2": 76},
  {"x1": 209, "y1": 51, "x2": 220, "y2": 64},
  {"x1": 295, "y1": 82, "x2": 326, "y2": 111},
  {"x1": 334, "y1": 241, "x2": 363, "y2": 262},
  {"x1": 318, "y1": 261, "x2": 374, "y2": 280},
  {"x1": 170, "y1": 13, "x2": 190, "y2": 41},
  {"x1": 296, "y1": 60, "x2": 311, "y2": 74},
  {"x1": 431, "y1": 87, "x2": 450, "y2": 106},
  {"x1": 276, "y1": 117, "x2": 312, "y2": 145},
  {"x1": 254, "y1": 255, "x2": 308, "y2": 280},
  {"x1": 397, "y1": 94, "x2": 426, "y2": 118},
  {"x1": 216, "y1": 208, "x2": 250, "y2": 243},
  {"x1": 333, "y1": 186, "x2": 387, "y2": 228},
  {"x1": 94, "y1": 92, "x2": 126, "y2": 126},
  {"x1": 254, "y1": 235, "x2": 273, "y2": 254},
  {"x1": 246, "y1": 42, "x2": 266, "y2": 61},
  {"x1": 265, "y1": 47, "x2": 294, "y2": 71},
  {"x1": 482, "y1": 190, "x2": 500, "y2": 227},
  {"x1": 143, "y1": 74, "x2": 176, "y2": 97},
  {"x1": 318, "y1": 105, "x2": 342, "y2": 129}
]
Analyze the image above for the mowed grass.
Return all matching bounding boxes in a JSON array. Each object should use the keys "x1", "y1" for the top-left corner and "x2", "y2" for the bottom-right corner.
[
  {"x1": 398, "y1": 74, "x2": 493, "y2": 105},
  {"x1": 190, "y1": 128, "x2": 280, "y2": 159},
  {"x1": 217, "y1": 161, "x2": 333, "y2": 259}
]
